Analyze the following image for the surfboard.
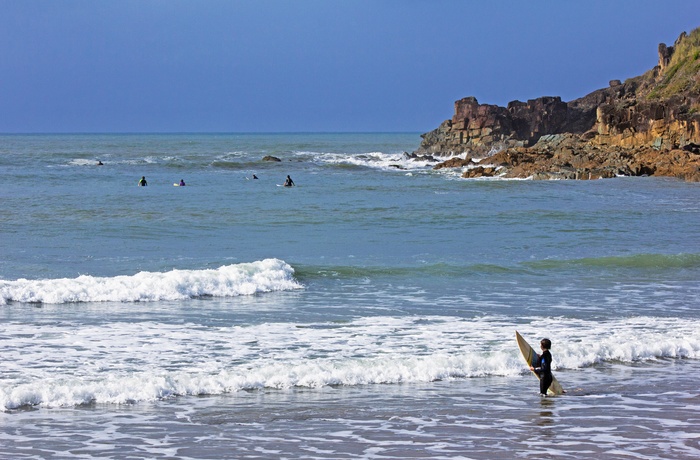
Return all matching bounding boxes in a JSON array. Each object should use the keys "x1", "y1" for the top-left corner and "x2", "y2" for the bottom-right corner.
[{"x1": 515, "y1": 330, "x2": 564, "y2": 396}]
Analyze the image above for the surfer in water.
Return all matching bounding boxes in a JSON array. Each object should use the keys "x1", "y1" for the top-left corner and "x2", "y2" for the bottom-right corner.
[
  {"x1": 283, "y1": 175, "x2": 295, "y2": 187},
  {"x1": 530, "y1": 338, "x2": 552, "y2": 396},
  {"x1": 138, "y1": 176, "x2": 147, "y2": 186},
  {"x1": 179, "y1": 179, "x2": 186, "y2": 186}
]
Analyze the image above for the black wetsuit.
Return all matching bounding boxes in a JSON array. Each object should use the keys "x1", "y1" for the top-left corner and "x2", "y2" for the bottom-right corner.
[{"x1": 534, "y1": 350, "x2": 552, "y2": 395}]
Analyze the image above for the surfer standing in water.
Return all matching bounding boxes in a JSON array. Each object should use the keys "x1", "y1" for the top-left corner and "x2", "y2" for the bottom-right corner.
[
  {"x1": 138, "y1": 176, "x2": 147, "y2": 186},
  {"x1": 530, "y1": 338, "x2": 553, "y2": 396}
]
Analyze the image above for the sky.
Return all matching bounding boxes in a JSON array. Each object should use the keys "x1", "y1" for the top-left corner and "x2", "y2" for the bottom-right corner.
[{"x1": 1, "y1": 0, "x2": 699, "y2": 133}]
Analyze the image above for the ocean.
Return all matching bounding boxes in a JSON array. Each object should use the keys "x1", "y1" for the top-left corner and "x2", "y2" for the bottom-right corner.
[{"x1": 1, "y1": 133, "x2": 699, "y2": 459}]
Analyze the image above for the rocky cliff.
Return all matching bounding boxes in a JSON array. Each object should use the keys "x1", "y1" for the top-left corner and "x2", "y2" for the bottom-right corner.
[{"x1": 415, "y1": 27, "x2": 700, "y2": 181}]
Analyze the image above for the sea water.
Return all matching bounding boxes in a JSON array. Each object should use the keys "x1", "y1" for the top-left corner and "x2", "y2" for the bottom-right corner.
[{"x1": 0, "y1": 133, "x2": 699, "y2": 459}]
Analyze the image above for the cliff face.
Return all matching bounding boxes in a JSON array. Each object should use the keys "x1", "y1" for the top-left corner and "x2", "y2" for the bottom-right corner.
[
  {"x1": 416, "y1": 27, "x2": 700, "y2": 181},
  {"x1": 417, "y1": 95, "x2": 599, "y2": 157}
]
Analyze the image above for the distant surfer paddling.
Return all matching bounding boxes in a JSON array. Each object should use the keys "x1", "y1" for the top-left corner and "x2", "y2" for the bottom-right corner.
[
  {"x1": 283, "y1": 175, "x2": 295, "y2": 187},
  {"x1": 138, "y1": 176, "x2": 147, "y2": 186},
  {"x1": 530, "y1": 338, "x2": 553, "y2": 396}
]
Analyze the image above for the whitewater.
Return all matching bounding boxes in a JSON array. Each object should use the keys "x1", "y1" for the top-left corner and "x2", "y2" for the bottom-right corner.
[
  {"x1": 1, "y1": 133, "x2": 699, "y2": 459},
  {"x1": 0, "y1": 259, "x2": 301, "y2": 304}
]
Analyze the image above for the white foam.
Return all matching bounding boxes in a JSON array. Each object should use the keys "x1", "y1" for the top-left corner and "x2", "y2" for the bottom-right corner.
[
  {"x1": 310, "y1": 151, "x2": 446, "y2": 171},
  {"x1": 1, "y1": 315, "x2": 699, "y2": 409},
  {"x1": 0, "y1": 259, "x2": 302, "y2": 304},
  {"x1": 68, "y1": 158, "x2": 98, "y2": 166}
]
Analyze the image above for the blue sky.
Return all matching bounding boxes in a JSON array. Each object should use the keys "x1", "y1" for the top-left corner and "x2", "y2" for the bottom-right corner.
[{"x1": 1, "y1": 0, "x2": 699, "y2": 133}]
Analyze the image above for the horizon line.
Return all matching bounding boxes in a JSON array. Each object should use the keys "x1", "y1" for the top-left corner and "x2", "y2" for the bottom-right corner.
[{"x1": 0, "y1": 130, "x2": 424, "y2": 136}]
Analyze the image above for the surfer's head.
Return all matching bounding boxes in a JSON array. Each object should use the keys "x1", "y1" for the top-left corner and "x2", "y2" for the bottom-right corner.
[{"x1": 540, "y1": 338, "x2": 551, "y2": 350}]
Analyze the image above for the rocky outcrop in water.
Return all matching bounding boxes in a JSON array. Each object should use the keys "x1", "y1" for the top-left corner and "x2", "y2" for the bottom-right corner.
[
  {"x1": 262, "y1": 155, "x2": 282, "y2": 162},
  {"x1": 416, "y1": 27, "x2": 700, "y2": 181}
]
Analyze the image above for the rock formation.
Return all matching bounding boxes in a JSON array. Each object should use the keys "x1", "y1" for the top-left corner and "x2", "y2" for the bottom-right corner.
[
  {"x1": 415, "y1": 27, "x2": 700, "y2": 181},
  {"x1": 262, "y1": 155, "x2": 282, "y2": 162}
]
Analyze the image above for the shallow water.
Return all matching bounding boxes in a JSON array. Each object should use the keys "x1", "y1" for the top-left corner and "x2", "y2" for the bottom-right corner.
[{"x1": 3, "y1": 361, "x2": 700, "y2": 459}]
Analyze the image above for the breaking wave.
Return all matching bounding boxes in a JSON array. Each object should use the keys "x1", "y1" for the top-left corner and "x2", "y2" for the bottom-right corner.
[{"x1": 0, "y1": 259, "x2": 302, "y2": 305}]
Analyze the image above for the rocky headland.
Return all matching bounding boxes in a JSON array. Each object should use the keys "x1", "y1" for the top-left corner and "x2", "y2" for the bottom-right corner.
[{"x1": 413, "y1": 27, "x2": 700, "y2": 181}]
